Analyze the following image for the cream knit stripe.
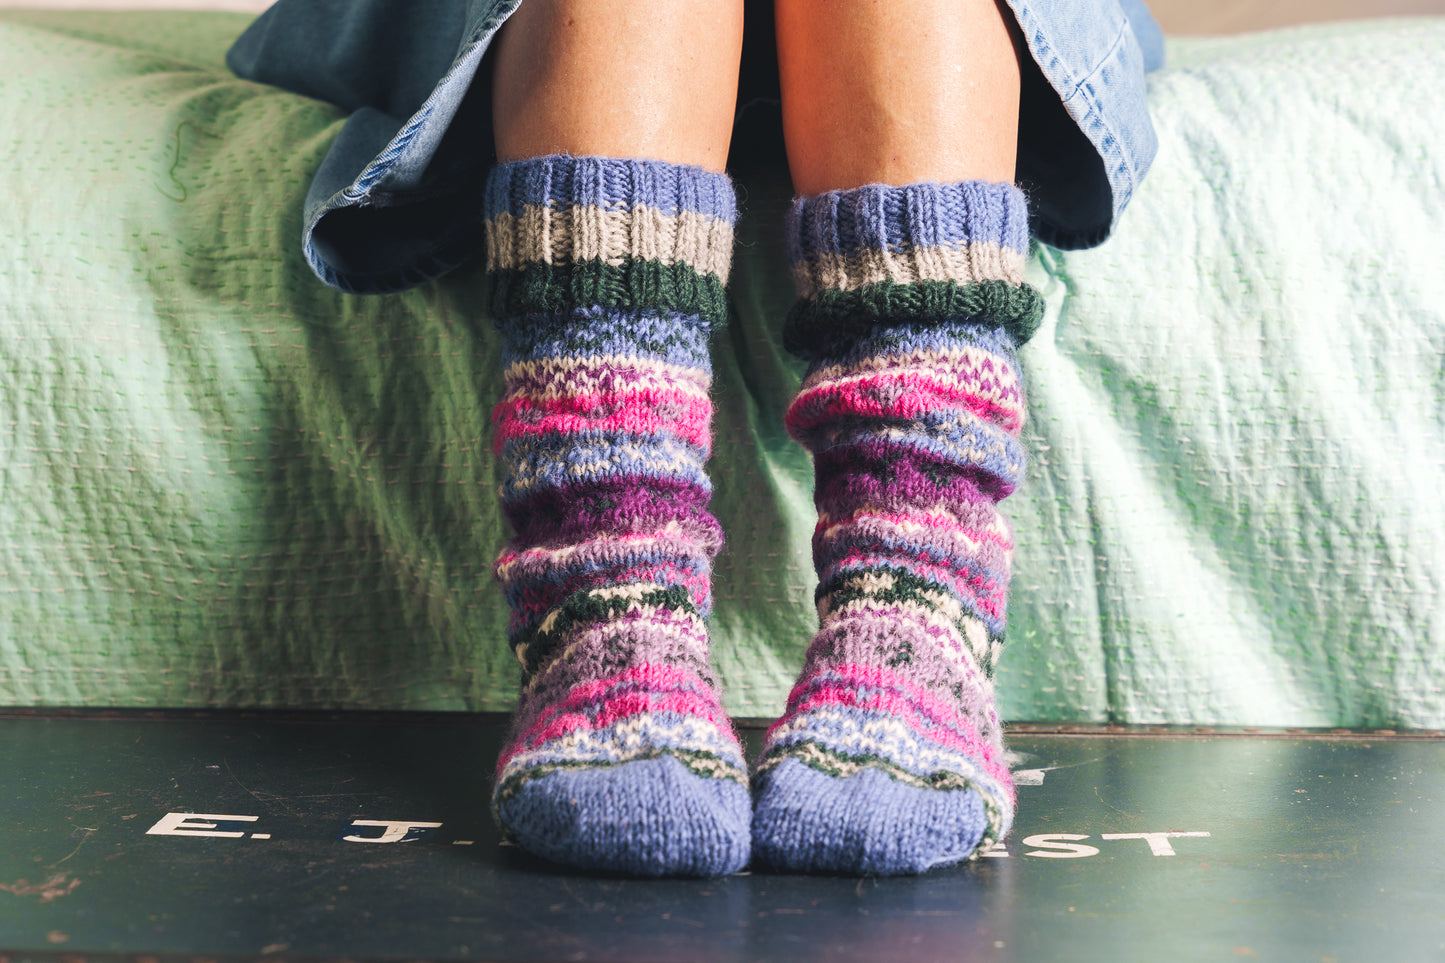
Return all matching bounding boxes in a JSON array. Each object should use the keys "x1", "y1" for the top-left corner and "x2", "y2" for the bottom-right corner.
[
  {"x1": 816, "y1": 505, "x2": 1013, "y2": 553},
  {"x1": 500, "y1": 353, "x2": 712, "y2": 403},
  {"x1": 790, "y1": 240, "x2": 1027, "y2": 300},
  {"x1": 798, "y1": 341, "x2": 1024, "y2": 401},
  {"x1": 486, "y1": 203, "x2": 735, "y2": 280}
]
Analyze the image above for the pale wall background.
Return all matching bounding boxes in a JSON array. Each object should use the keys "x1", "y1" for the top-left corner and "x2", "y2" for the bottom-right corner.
[{"x1": 2, "y1": 0, "x2": 1445, "y2": 33}]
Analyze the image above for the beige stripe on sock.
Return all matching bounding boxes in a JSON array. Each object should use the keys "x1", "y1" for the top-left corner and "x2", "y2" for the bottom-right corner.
[
  {"x1": 486, "y1": 203, "x2": 734, "y2": 281},
  {"x1": 791, "y1": 240, "x2": 1025, "y2": 299}
]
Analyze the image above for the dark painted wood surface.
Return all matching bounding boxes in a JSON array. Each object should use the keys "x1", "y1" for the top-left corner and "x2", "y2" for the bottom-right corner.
[{"x1": 0, "y1": 712, "x2": 1440, "y2": 961}]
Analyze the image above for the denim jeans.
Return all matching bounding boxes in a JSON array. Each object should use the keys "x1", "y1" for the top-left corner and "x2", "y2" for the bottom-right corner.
[{"x1": 227, "y1": 0, "x2": 1163, "y2": 294}]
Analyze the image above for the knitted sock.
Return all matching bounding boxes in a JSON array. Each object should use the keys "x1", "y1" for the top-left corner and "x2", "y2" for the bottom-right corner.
[
  {"x1": 487, "y1": 155, "x2": 750, "y2": 877},
  {"x1": 751, "y1": 180, "x2": 1041, "y2": 875}
]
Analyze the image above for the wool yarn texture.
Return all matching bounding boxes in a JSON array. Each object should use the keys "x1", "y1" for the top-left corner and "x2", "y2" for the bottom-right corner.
[
  {"x1": 486, "y1": 155, "x2": 750, "y2": 877},
  {"x1": 752, "y1": 180, "x2": 1038, "y2": 875}
]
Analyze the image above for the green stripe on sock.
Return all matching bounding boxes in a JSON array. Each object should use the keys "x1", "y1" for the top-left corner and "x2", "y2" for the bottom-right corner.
[
  {"x1": 817, "y1": 565, "x2": 1003, "y2": 674},
  {"x1": 783, "y1": 278, "x2": 1043, "y2": 360},
  {"x1": 759, "y1": 739, "x2": 989, "y2": 794},
  {"x1": 513, "y1": 584, "x2": 702, "y2": 679},
  {"x1": 494, "y1": 747, "x2": 749, "y2": 807},
  {"x1": 486, "y1": 259, "x2": 730, "y2": 329}
]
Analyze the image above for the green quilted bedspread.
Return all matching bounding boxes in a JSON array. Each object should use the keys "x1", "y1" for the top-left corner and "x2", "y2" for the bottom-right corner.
[{"x1": 2, "y1": 12, "x2": 1442, "y2": 726}]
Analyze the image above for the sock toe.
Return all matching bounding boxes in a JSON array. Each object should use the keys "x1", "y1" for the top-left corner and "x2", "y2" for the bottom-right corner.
[
  {"x1": 751, "y1": 757, "x2": 989, "y2": 876},
  {"x1": 497, "y1": 755, "x2": 752, "y2": 877}
]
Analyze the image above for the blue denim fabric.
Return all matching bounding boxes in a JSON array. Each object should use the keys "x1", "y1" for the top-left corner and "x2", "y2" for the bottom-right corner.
[{"x1": 227, "y1": 0, "x2": 1162, "y2": 294}]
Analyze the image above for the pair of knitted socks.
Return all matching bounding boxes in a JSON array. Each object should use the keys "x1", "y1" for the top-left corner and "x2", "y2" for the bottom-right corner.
[{"x1": 487, "y1": 155, "x2": 1034, "y2": 876}]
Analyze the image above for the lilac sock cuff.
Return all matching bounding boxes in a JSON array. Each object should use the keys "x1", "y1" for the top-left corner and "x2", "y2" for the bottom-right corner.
[{"x1": 786, "y1": 180, "x2": 1030, "y2": 279}]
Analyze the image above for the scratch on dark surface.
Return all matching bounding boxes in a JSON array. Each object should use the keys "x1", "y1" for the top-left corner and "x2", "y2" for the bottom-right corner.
[
  {"x1": 54, "y1": 827, "x2": 97, "y2": 866},
  {"x1": 224, "y1": 756, "x2": 293, "y2": 813},
  {"x1": 0, "y1": 874, "x2": 83, "y2": 903},
  {"x1": 1093, "y1": 785, "x2": 1136, "y2": 817},
  {"x1": 225, "y1": 756, "x2": 266, "y2": 801}
]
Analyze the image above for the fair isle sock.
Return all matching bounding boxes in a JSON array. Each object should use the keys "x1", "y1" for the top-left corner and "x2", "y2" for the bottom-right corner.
[
  {"x1": 486, "y1": 155, "x2": 750, "y2": 877},
  {"x1": 751, "y1": 180, "x2": 1042, "y2": 875}
]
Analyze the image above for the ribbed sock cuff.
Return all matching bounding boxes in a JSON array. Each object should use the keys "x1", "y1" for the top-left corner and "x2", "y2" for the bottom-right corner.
[
  {"x1": 782, "y1": 180, "x2": 1043, "y2": 358},
  {"x1": 483, "y1": 155, "x2": 737, "y2": 328}
]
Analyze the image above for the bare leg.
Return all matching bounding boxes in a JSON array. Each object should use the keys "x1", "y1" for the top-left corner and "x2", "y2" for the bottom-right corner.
[
  {"x1": 775, "y1": 0, "x2": 1022, "y2": 192},
  {"x1": 491, "y1": 0, "x2": 743, "y2": 170},
  {"x1": 755, "y1": 0, "x2": 1036, "y2": 875}
]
